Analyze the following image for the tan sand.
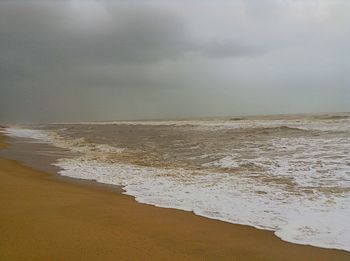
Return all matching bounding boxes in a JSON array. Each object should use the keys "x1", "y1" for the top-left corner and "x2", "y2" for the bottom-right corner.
[{"x1": 0, "y1": 134, "x2": 349, "y2": 260}]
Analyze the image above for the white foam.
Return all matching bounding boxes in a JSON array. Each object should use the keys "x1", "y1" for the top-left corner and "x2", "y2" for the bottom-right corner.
[
  {"x1": 46, "y1": 132, "x2": 125, "y2": 155},
  {"x1": 4, "y1": 128, "x2": 51, "y2": 143},
  {"x1": 54, "y1": 157, "x2": 350, "y2": 251}
]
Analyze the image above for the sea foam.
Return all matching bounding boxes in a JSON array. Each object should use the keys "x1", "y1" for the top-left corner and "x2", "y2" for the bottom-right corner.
[
  {"x1": 4, "y1": 128, "x2": 51, "y2": 143},
  {"x1": 53, "y1": 157, "x2": 350, "y2": 251}
]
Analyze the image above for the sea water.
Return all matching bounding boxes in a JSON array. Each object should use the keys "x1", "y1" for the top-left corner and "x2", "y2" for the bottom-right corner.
[{"x1": 4, "y1": 113, "x2": 350, "y2": 251}]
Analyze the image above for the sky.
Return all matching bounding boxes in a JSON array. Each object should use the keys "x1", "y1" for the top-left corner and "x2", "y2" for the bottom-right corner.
[{"x1": 0, "y1": 0, "x2": 349, "y2": 123}]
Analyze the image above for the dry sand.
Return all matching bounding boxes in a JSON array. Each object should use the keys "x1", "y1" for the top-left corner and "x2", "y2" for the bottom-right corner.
[{"x1": 0, "y1": 133, "x2": 349, "y2": 260}]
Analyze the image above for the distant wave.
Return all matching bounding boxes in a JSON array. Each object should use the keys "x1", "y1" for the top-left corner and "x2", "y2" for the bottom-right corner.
[
  {"x1": 320, "y1": 115, "x2": 350, "y2": 120},
  {"x1": 245, "y1": 125, "x2": 310, "y2": 134}
]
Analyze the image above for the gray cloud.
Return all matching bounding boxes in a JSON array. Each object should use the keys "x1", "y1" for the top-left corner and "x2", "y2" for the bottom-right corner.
[
  {"x1": 0, "y1": 0, "x2": 349, "y2": 123},
  {"x1": 0, "y1": 2, "x2": 259, "y2": 69}
]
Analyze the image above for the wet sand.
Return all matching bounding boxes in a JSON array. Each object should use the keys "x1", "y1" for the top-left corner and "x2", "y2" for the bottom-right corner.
[{"x1": 0, "y1": 133, "x2": 349, "y2": 260}]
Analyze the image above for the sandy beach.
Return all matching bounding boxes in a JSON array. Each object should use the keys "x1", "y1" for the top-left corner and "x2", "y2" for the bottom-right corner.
[{"x1": 0, "y1": 133, "x2": 349, "y2": 260}]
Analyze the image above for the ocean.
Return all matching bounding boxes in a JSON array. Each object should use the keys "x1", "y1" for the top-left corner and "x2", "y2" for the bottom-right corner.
[{"x1": 3, "y1": 113, "x2": 350, "y2": 251}]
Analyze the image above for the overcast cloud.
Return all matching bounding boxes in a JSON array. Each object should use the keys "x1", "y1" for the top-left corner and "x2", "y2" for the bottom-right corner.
[{"x1": 0, "y1": 0, "x2": 349, "y2": 123}]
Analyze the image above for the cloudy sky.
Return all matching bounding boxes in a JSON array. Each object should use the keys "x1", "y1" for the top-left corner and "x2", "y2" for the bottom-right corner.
[{"x1": 0, "y1": 0, "x2": 349, "y2": 123}]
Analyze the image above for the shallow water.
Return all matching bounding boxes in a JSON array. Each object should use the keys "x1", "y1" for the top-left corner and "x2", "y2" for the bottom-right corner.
[{"x1": 4, "y1": 113, "x2": 350, "y2": 251}]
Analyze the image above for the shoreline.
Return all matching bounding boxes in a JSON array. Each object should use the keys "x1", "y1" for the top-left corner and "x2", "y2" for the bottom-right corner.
[{"x1": 1, "y1": 133, "x2": 350, "y2": 260}]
